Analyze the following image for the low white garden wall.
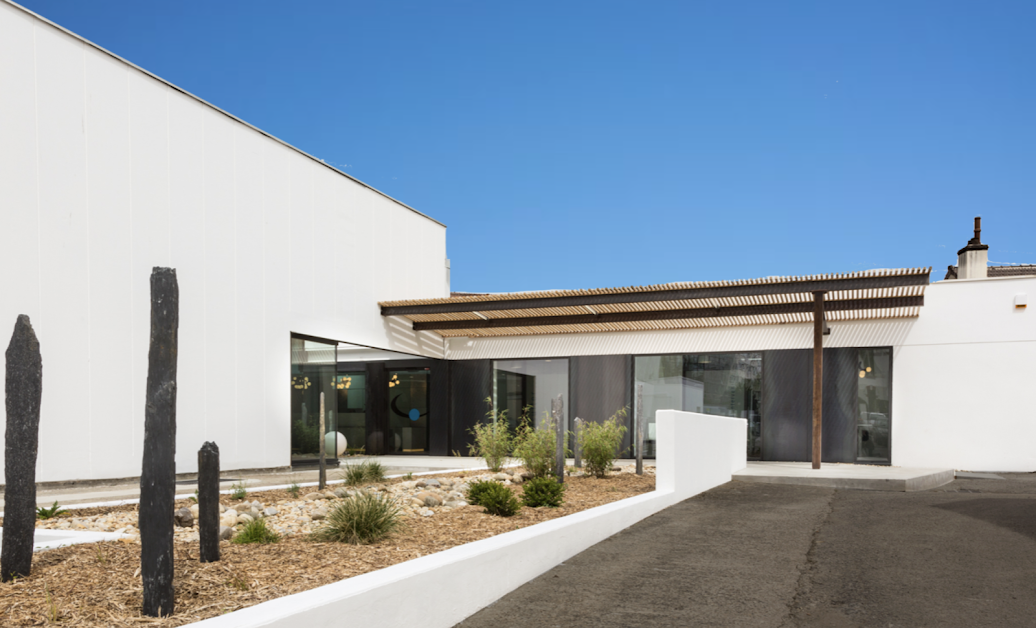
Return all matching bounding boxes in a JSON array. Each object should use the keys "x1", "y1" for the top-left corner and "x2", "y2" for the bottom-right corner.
[{"x1": 189, "y1": 411, "x2": 747, "y2": 628}]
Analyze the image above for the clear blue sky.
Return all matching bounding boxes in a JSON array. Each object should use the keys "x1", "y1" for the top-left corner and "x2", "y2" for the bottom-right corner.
[{"x1": 17, "y1": 0, "x2": 1036, "y2": 292}]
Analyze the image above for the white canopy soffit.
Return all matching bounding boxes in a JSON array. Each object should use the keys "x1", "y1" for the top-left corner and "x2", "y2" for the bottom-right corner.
[{"x1": 380, "y1": 268, "x2": 933, "y2": 338}]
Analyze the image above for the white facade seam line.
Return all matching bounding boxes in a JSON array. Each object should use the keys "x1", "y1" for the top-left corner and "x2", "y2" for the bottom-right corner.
[{"x1": 186, "y1": 411, "x2": 747, "y2": 628}]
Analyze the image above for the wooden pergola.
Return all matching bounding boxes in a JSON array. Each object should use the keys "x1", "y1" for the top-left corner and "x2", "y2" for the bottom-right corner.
[{"x1": 381, "y1": 268, "x2": 932, "y2": 469}]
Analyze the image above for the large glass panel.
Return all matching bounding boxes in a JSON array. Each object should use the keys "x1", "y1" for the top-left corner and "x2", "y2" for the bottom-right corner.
[
  {"x1": 634, "y1": 353, "x2": 762, "y2": 458},
  {"x1": 290, "y1": 336, "x2": 338, "y2": 464},
  {"x1": 388, "y1": 368, "x2": 429, "y2": 453},
  {"x1": 856, "y1": 348, "x2": 891, "y2": 463},
  {"x1": 335, "y1": 372, "x2": 366, "y2": 455},
  {"x1": 492, "y1": 359, "x2": 569, "y2": 429}
]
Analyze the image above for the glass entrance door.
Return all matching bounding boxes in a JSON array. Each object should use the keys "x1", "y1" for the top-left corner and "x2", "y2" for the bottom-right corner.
[{"x1": 387, "y1": 368, "x2": 429, "y2": 454}]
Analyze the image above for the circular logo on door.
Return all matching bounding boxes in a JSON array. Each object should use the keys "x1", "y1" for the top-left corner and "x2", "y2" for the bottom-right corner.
[{"x1": 409, "y1": 408, "x2": 420, "y2": 421}]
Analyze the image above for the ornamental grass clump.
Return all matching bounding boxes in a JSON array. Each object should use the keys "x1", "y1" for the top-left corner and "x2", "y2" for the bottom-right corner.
[
  {"x1": 341, "y1": 459, "x2": 386, "y2": 486},
  {"x1": 579, "y1": 407, "x2": 629, "y2": 478},
  {"x1": 311, "y1": 492, "x2": 402, "y2": 544},
  {"x1": 521, "y1": 476, "x2": 565, "y2": 508},
  {"x1": 512, "y1": 412, "x2": 562, "y2": 479},
  {"x1": 468, "y1": 397, "x2": 513, "y2": 472},
  {"x1": 474, "y1": 482, "x2": 521, "y2": 517},
  {"x1": 232, "y1": 518, "x2": 280, "y2": 545}
]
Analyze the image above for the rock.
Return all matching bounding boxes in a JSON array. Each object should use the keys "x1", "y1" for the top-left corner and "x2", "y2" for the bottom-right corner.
[
  {"x1": 312, "y1": 508, "x2": 327, "y2": 521},
  {"x1": 333, "y1": 488, "x2": 349, "y2": 499},
  {"x1": 251, "y1": 500, "x2": 262, "y2": 510},
  {"x1": 611, "y1": 466, "x2": 622, "y2": 472},
  {"x1": 418, "y1": 508, "x2": 434, "y2": 517},
  {"x1": 416, "y1": 492, "x2": 441, "y2": 507},
  {"x1": 220, "y1": 515, "x2": 237, "y2": 528},
  {"x1": 439, "y1": 478, "x2": 454, "y2": 487},
  {"x1": 456, "y1": 483, "x2": 470, "y2": 493},
  {"x1": 520, "y1": 472, "x2": 534, "y2": 480},
  {"x1": 173, "y1": 508, "x2": 194, "y2": 528},
  {"x1": 511, "y1": 475, "x2": 524, "y2": 484},
  {"x1": 444, "y1": 500, "x2": 468, "y2": 508},
  {"x1": 421, "y1": 478, "x2": 441, "y2": 488},
  {"x1": 263, "y1": 507, "x2": 279, "y2": 517},
  {"x1": 219, "y1": 526, "x2": 234, "y2": 541},
  {"x1": 224, "y1": 509, "x2": 238, "y2": 520},
  {"x1": 189, "y1": 504, "x2": 200, "y2": 517},
  {"x1": 324, "y1": 491, "x2": 337, "y2": 500},
  {"x1": 304, "y1": 492, "x2": 325, "y2": 501},
  {"x1": 493, "y1": 473, "x2": 510, "y2": 481},
  {"x1": 219, "y1": 504, "x2": 226, "y2": 513},
  {"x1": 248, "y1": 508, "x2": 261, "y2": 520},
  {"x1": 410, "y1": 499, "x2": 424, "y2": 508},
  {"x1": 236, "y1": 514, "x2": 254, "y2": 525},
  {"x1": 298, "y1": 516, "x2": 312, "y2": 524},
  {"x1": 446, "y1": 491, "x2": 464, "y2": 501}
]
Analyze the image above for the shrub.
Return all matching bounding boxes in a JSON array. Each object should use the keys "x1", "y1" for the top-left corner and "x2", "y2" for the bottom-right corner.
[
  {"x1": 465, "y1": 479, "x2": 499, "y2": 506},
  {"x1": 468, "y1": 397, "x2": 513, "y2": 472},
  {"x1": 230, "y1": 482, "x2": 248, "y2": 500},
  {"x1": 521, "y1": 477, "x2": 565, "y2": 508},
  {"x1": 341, "y1": 459, "x2": 386, "y2": 486},
  {"x1": 579, "y1": 407, "x2": 629, "y2": 478},
  {"x1": 476, "y1": 482, "x2": 521, "y2": 517},
  {"x1": 512, "y1": 412, "x2": 565, "y2": 479},
  {"x1": 311, "y1": 492, "x2": 403, "y2": 544},
  {"x1": 36, "y1": 501, "x2": 68, "y2": 520},
  {"x1": 232, "y1": 518, "x2": 280, "y2": 545}
]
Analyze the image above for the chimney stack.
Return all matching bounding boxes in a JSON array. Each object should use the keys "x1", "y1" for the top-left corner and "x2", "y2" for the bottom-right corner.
[{"x1": 957, "y1": 216, "x2": 989, "y2": 279}]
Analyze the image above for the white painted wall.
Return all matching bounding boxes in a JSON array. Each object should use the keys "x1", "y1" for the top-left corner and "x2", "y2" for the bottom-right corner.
[
  {"x1": 0, "y1": 1, "x2": 448, "y2": 482},
  {"x1": 447, "y1": 277, "x2": 1036, "y2": 472}
]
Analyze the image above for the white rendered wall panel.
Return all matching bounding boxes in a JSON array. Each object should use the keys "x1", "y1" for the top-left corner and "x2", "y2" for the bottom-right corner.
[
  {"x1": 83, "y1": 48, "x2": 134, "y2": 479},
  {"x1": 312, "y1": 168, "x2": 337, "y2": 321},
  {"x1": 289, "y1": 155, "x2": 315, "y2": 315},
  {"x1": 233, "y1": 126, "x2": 267, "y2": 469},
  {"x1": 201, "y1": 112, "x2": 238, "y2": 464},
  {"x1": 34, "y1": 25, "x2": 90, "y2": 480},
  {"x1": 168, "y1": 91, "x2": 208, "y2": 473}
]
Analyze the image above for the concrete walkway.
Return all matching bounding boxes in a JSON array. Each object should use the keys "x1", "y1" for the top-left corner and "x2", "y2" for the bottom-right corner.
[
  {"x1": 457, "y1": 473, "x2": 1036, "y2": 627},
  {"x1": 733, "y1": 461, "x2": 955, "y2": 491}
]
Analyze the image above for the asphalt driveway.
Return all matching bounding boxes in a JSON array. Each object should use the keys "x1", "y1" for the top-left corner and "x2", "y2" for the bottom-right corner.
[{"x1": 456, "y1": 474, "x2": 1036, "y2": 628}]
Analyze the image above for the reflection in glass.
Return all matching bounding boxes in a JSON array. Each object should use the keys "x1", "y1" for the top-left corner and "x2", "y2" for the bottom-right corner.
[
  {"x1": 492, "y1": 360, "x2": 569, "y2": 430},
  {"x1": 857, "y1": 348, "x2": 891, "y2": 463},
  {"x1": 388, "y1": 369, "x2": 429, "y2": 453},
  {"x1": 290, "y1": 336, "x2": 338, "y2": 463},
  {"x1": 634, "y1": 353, "x2": 762, "y2": 458},
  {"x1": 336, "y1": 372, "x2": 366, "y2": 455}
]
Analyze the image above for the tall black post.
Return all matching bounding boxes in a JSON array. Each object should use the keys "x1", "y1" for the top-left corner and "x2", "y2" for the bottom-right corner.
[
  {"x1": 573, "y1": 418, "x2": 582, "y2": 468},
  {"x1": 552, "y1": 395, "x2": 565, "y2": 483},
  {"x1": 198, "y1": 441, "x2": 220, "y2": 563},
  {"x1": 635, "y1": 384, "x2": 644, "y2": 476},
  {"x1": 1, "y1": 315, "x2": 43, "y2": 582},
  {"x1": 140, "y1": 268, "x2": 178, "y2": 617},
  {"x1": 318, "y1": 392, "x2": 326, "y2": 490}
]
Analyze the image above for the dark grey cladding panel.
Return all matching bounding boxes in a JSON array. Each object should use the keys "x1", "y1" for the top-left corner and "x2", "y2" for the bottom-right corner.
[
  {"x1": 762, "y1": 348, "x2": 860, "y2": 463},
  {"x1": 822, "y1": 348, "x2": 859, "y2": 463},
  {"x1": 762, "y1": 350, "x2": 812, "y2": 462},
  {"x1": 428, "y1": 360, "x2": 450, "y2": 456},
  {"x1": 365, "y1": 362, "x2": 388, "y2": 455},
  {"x1": 450, "y1": 360, "x2": 492, "y2": 455},
  {"x1": 570, "y1": 355, "x2": 633, "y2": 452}
]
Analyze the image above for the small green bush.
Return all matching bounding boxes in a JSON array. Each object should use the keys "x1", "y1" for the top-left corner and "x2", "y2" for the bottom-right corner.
[
  {"x1": 521, "y1": 477, "x2": 565, "y2": 508},
  {"x1": 468, "y1": 397, "x2": 513, "y2": 472},
  {"x1": 512, "y1": 413, "x2": 566, "y2": 479},
  {"x1": 232, "y1": 518, "x2": 280, "y2": 545},
  {"x1": 465, "y1": 479, "x2": 498, "y2": 506},
  {"x1": 311, "y1": 492, "x2": 403, "y2": 544},
  {"x1": 475, "y1": 482, "x2": 521, "y2": 517},
  {"x1": 36, "y1": 501, "x2": 68, "y2": 520},
  {"x1": 287, "y1": 478, "x2": 301, "y2": 498},
  {"x1": 230, "y1": 482, "x2": 248, "y2": 500},
  {"x1": 341, "y1": 459, "x2": 386, "y2": 486},
  {"x1": 579, "y1": 407, "x2": 629, "y2": 478}
]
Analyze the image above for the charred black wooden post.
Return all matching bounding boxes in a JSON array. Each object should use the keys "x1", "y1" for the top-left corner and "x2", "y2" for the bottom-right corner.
[
  {"x1": 318, "y1": 391, "x2": 327, "y2": 490},
  {"x1": 1, "y1": 315, "x2": 42, "y2": 582},
  {"x1": 635, "y1": 384, "x2": 644, "y2": 476},
  {"x1": 572, "y1": 418, "x2": 582, "y2": 468},
  {"x1": 197, "y1": 442, "x2": 220, "y2": 563},
  {"x1": 140, "y1": 267, "x2": 178, "y2": 617},
  {"x1": 552, "y1": 395, "x2": 565, "y2": 483},
  {"x1": 811, "y1": 291, "x2": 825, "y2": 471}
]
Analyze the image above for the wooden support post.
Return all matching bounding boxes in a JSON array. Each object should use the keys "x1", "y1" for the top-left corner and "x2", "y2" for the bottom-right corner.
[
  {"x1": 318, "y1": 391, "x2": 326, "y2": 490},
  {"x1": 140, "y1": 268, "x2": 178, "y2": 618},
  {"x1": 636, "y1": 384, "x2": 644, "y2": 476},
  {"x1": 812, "y1": 291, "x2": 825, "y2": 470},
  {"x1": 552, "y1": 395, "x2": 565, "y2": 483},
  {"x1": 573, "y1": 418, "x2": 582, "y2": 468},
  {"x1": 197, "y1": 442, "x2": 220, "y2": 563}
]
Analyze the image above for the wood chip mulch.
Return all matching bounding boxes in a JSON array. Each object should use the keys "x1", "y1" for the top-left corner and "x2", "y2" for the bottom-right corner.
[{"x1": 0, "y1": 471, "x2": 654, "y2": 626}]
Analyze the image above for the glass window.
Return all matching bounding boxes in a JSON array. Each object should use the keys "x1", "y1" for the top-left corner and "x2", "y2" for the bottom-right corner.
[
  {"x1": 290, "y1": 336, "x2": 338, "y2": 464},
  {"x1": 857, "y1": 348, "x2": 891, "y2": 463},
  {"x1": 492, "y1": 359, "x2": 569, "y2": 430},
  {"x1": 388, "y1": 369, "x2": 429, "y2": 453},
  {"x1": 634, "y1": 353, "x2": 762, "y2": 458},
  {"x1": 335, "y1": 372, "x2": 366, "y2": 455}
]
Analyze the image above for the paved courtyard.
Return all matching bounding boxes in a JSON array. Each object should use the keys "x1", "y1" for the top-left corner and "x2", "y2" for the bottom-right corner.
[{"x1": 457, "y1": 474, "x2": 1036, "y2": 627}]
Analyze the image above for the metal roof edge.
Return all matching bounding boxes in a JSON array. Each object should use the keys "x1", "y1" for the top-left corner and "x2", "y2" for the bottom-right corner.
[{"x1": 2, "y1": 0, "x2": 446, "y2": 229}]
